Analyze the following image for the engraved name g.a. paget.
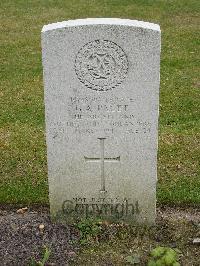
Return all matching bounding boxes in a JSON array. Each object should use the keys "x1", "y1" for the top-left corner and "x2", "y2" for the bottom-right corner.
[{"x1": 75, "y1": 40, "x2": 128, "y2": 91}]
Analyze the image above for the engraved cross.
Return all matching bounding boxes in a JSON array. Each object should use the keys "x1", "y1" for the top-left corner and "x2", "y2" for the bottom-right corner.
[{"x1": 84, "y1": 138, "x2": 120, "y2": 193}]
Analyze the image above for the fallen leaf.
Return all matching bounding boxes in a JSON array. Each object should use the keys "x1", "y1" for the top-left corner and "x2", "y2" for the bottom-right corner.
[
  {"x1": 193, "y1": 238, "x2": 200, "y2": 245},
  {"x1": 39, "y1": 224, "x2": 45, "y2": 230},
  {"x1": 68, "y1": 251, "x2": 76, "y2": 257},
  {"x1": 16, "y1": 207, "x2": 28, "y2": 214}
]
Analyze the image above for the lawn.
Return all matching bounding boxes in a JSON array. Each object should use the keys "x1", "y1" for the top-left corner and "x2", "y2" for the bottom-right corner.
[{"x1": 0, "y1": 0, "x2": 199, "y2": 205}]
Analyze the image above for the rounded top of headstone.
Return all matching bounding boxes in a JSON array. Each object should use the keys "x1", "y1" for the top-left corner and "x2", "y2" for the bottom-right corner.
[{"x1": 42, "y1": 18, "x2": 160, "y2": 33}]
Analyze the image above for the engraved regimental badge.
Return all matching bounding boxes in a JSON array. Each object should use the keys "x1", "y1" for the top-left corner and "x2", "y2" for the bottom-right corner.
[{"x1": 75, "y1": 40, "x2": 128, "y2": 91}]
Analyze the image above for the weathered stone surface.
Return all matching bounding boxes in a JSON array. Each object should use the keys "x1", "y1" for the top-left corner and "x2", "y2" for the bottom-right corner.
[{"x1": 42, "y1": 18, "x2": 161, "y2": 224}]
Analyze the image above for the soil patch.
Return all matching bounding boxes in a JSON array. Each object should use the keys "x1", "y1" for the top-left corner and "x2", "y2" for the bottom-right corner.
[{"x1": 0, "y1": 206, "x2": 199, "y2": 265}]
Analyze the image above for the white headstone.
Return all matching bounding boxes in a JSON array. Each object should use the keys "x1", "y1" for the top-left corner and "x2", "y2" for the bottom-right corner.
[{"x1": 42, "y1": 18, "x2": 161, "y2": 224}]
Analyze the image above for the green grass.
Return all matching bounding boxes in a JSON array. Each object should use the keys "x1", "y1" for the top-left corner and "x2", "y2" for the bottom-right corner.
[{"x1": 0, "y1": 0, "x2": 199, "y2": 205}]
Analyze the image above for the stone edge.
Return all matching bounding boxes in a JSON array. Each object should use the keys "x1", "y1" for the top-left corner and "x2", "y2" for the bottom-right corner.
[{"x1": 42, "y1": 18, "x2": 160, "y2": 33}]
